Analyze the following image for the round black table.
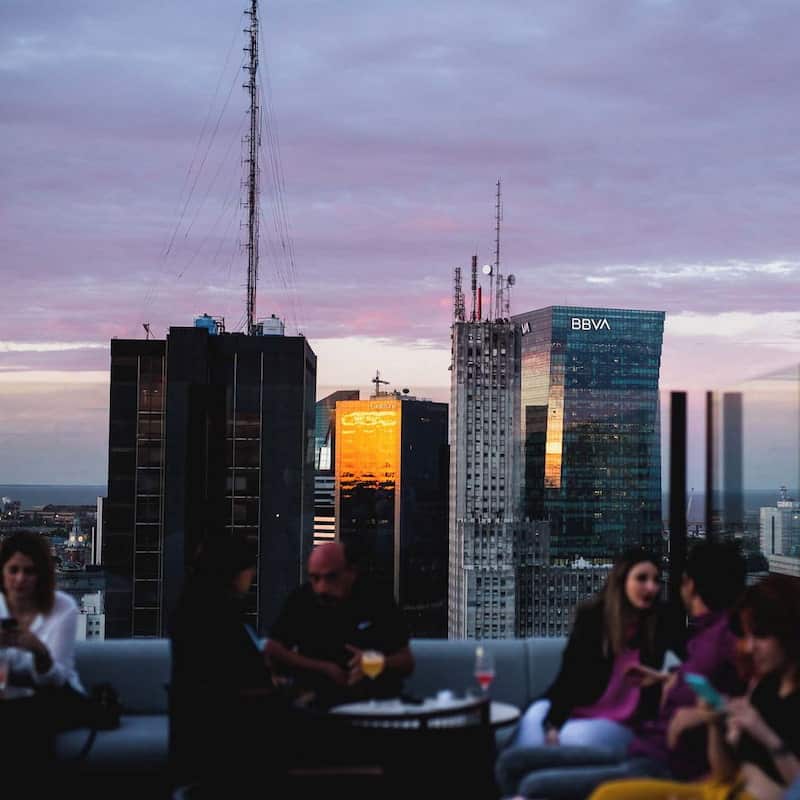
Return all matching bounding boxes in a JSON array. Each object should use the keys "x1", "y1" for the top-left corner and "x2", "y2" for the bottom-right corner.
[{"x1": 330, "y1": 695, "x2": 520, "y2": 729}]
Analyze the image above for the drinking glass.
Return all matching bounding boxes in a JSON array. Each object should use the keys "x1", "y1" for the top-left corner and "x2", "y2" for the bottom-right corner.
[
  {"x1": 361, "y1": 650, "x2": 385, "y2": 681},
  {"x1": 0, "y1": 650, "x2": 9, "y2": 692},
  {"x1": 474, "y1": 646, "x2": 495, "y2": 694}
]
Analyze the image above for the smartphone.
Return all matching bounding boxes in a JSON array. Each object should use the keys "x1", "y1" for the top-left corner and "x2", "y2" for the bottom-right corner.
[
  {"x1": 685, "y1": 672, "x2": 723, "y2": 710},
  {"x1": 0, "y1": 618, "x2": 18, "y2": 631}
]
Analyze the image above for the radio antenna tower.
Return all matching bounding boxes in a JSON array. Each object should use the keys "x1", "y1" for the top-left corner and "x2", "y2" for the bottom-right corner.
[
  {"x1": 244, "y1": 0, "x2": 261, "y2": 335},
  {"x1": 453, "y1": 267, "x2": 465, "y2": 321},
  {"x1": 470, "y1": 255, "x2": 478, "y2": 321},
  {"x1": 493, "y1": 179, "x2": 503, "y2": 320}
]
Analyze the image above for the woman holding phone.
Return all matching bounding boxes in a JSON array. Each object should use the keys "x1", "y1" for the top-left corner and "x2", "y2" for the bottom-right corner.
[
  {"x1": 0, "y1": 531, "x2": 82, "y2": 692},
  {"x1": 589, "y1": 574, "x2": 800, "y2": 800},
  {"x1": 0, "y1": 531, "x2": 85, "y2": 789}
]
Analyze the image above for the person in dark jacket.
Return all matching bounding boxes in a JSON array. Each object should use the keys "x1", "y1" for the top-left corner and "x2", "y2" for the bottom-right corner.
[
  {"x1": 497, "y1": 540, "x2": 746, "y2": 800},
  {"x1": 589, "y1": 573, "x2": 800, "y2": 800},
  {"x1": 169, "y1": 535, "x2": 289, "y2": 794},
  {"x1": 510, "y1": 548, "x2": 668, "y2": 753}
]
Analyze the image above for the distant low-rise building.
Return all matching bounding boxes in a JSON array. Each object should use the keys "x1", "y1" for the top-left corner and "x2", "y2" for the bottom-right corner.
[{"x1": 760, "y1": 487, "x2": 800, "y2": 581}]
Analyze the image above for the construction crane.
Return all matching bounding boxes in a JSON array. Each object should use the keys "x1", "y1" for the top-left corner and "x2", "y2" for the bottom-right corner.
[{"x1": 371, "y1": 370, "x2": 389, "y2": 397}]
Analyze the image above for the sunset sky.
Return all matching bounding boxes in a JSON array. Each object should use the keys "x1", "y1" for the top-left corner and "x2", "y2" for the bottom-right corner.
[{"x1": 1, "y1": 0, "x2": 798, "y2": 489}]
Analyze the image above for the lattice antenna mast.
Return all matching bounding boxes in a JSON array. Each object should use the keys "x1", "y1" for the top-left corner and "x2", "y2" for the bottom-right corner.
[
  {"x1": 470, "y1": 255, "x2": 478, "y2": 321},
  {"x1": 243, "y1": 0, "x2": 261, "y2": 335},
  {"x1": 494, "y1": 179, "x2": 503, "y2": 320},
  {"x1": 453, "y1": 267, "x2": 465, "y2": 321}
]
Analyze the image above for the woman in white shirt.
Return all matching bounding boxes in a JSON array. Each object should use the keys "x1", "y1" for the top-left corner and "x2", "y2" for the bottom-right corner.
[{"x1": 0, "y1": 531, "x2": 83, "y2": 693}]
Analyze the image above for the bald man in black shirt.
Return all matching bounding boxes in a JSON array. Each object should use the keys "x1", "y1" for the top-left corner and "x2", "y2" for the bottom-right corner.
[{"x1": 266, "y1": 542, "x2": 414, "y2": 708}]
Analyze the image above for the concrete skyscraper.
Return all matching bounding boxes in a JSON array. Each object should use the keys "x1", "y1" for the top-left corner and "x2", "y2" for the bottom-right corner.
[
  {"x1": 448, "y1": 318, "x2": 525, "y2": 638},
  {"x1": 103, "y1": 315, "x2": 316, "y2": 637}
]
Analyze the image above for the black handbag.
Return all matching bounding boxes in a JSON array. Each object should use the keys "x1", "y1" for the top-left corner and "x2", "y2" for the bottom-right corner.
[
  {"x1": 84, "y1": 682, "x2": 123, "y2": 730},
  {"x1": 71, "y1": 682, "x2": 123, "y2": 760}
]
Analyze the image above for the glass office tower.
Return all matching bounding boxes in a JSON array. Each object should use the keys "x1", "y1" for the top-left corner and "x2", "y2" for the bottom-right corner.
[
  {"x1": 513, "y1": 306, "x2": 665, "y2": 562},
  {"x1": 336, "y1": 395, "x2": 449, "y2": 637},
  {"x1": 313, "y1": 390, "x2": 359, "y2": 547}
]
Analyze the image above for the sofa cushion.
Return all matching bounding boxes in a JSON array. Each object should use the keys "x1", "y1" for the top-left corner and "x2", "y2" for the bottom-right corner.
[
  {"x1": 54, "y1": 715, "x2": 168, "y2": 772},
  {"x1": 406, "y1": 639, "x2": 530, "y2": 710},
  {"x1": 75, "y1": 639, "x2": 170, "y2": 714},
  {"x1": 524, "y1": 637, "x2": 566, "y2": 702}
]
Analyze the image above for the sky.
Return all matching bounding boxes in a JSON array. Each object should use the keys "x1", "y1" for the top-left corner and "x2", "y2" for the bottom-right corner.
[{"x1": 1, "y1": 0, "x2": 799, "y2": 489}]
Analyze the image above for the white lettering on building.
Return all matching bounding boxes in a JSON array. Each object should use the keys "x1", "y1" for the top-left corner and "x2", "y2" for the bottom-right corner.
[{"x1": 571, "y1": 317, "x2": 611, "y2": 331}]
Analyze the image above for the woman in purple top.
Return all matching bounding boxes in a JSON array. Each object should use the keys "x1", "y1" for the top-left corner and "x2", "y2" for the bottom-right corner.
[
  {"x1": 499, "y1": 549, "x2": 669, "y2": 767},
  {"x1": 497, "y1": 540, "x2": 748, "y2": 800}
]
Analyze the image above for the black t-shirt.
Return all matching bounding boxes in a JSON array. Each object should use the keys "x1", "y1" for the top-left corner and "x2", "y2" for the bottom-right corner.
[
  {"x1": 269, "y1": 579, "x2": 410, "y2": 705},
  {"x1": 736, "y1": 672, "x2": 800, "y2": 785}
]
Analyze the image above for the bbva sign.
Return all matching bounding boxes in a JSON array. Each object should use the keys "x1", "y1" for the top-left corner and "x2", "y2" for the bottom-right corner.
[{"x1": 571, "y1": 317, "x2": 611, "y2": 331}]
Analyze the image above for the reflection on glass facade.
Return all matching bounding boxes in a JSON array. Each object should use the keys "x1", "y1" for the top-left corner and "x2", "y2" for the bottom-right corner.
[
  {"x1": 314, "y1": 391, "x2": 360, "y2": 547},
  {"x1": 337, "y1": 400, "x2": 401, "y2": 593},
  {"x1": 105, "y1": 326, "x2": 316, "y2": 637},
  {"x1": 514, "y1": 306, "x2": 665, "y2": 562},
  {"x1": 336, "y1": 397, "x2": 449, "y2": 637}
]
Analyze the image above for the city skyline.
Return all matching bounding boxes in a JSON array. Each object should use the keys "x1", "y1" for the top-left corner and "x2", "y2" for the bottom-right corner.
[{"x1": 2, "y1": 1, "x2": 799, "y2": 487}]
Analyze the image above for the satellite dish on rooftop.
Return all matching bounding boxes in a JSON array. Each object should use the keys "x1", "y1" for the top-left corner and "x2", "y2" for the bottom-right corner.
[
  {"x1": 507, "y1": 274, "x2": 516, "y2": 286},
  {"x1": 482, "y1": 264, "x2": 492, "y2": 275}
]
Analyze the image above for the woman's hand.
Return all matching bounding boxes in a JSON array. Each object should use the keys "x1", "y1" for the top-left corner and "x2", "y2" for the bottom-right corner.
[
  {"x1": 624, "y1": 663, "x2": 669, "y2": 688},
  {"x1": 725, "y1": 697, "x2": 782, "y2": 751},
  {"x1": 0, "y1": 629, "x2": 53, "y2": 674},
  {"x1": 667, "y1": 704, "x2": 720, "y2": 750}
]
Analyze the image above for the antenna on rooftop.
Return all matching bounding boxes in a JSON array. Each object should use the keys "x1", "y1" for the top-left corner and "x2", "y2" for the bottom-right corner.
[
  {"x1": 142, "y1": 322, "x2": 152, "y2": 340},
  {"x1": 493, "y1": 179, "x2": 503, "y2": 320},
  {"x1": 243, "y1": 0, "x2": 260, "y2": 334},
  {"x1": 505, "y1": 274, "x2": 515, "y2": 317},
  {"x1": 470, "y1": 255, "x2": 478, "y2": 321},
  {"x1": 453, "y1": 267, "x2": 465, "y2": 322}
]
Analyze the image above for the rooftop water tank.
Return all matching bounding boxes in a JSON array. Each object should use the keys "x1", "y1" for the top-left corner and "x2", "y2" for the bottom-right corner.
[
  {"x1": 255, "y1": 314, "x2": 285, "y2": 336},
  {"x1": 194, "y1": 314, "x2": 219, "y2": 335}
]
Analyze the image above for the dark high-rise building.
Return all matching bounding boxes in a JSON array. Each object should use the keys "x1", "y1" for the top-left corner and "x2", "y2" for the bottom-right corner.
[
  {"x1": 104, "y1": 316, "x2": 316, "y2": 637},
  {"x1": 313, "y1": 390, "x2": 359, "y2": 547},
  {"x1": 336, "y1": 394, "x2": 449, "y2": 637},
  {"x1": 513, "y1": 306, "x2": 665, "y2": 562}
]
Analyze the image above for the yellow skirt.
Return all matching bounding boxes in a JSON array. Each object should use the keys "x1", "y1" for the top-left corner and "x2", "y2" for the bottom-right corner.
[{"x1": 588, "y1": 776, "x2": 754, "y2": 800}]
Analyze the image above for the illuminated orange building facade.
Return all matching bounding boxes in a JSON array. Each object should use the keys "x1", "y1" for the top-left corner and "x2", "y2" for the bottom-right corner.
[{"x1": 335, "y1": 396, "x2": 448, "y2": 637}]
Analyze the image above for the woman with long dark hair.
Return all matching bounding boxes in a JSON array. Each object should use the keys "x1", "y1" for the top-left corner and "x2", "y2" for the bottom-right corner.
[
  {"x1": 0, "y1": 532, "x2": 85, "y2": 790},
  {"x1": 0, "y1": 531, "x2": 82, "y2": 693},
  {"x1": 496, "y1": 549, "x2": 669, "y2": 795},
  {"x1": 589, "y1": 573, "x2": 800, "y2": 800},
  {"x1": 169, "y1": 534, "x2": 287, "y2": 794}
]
